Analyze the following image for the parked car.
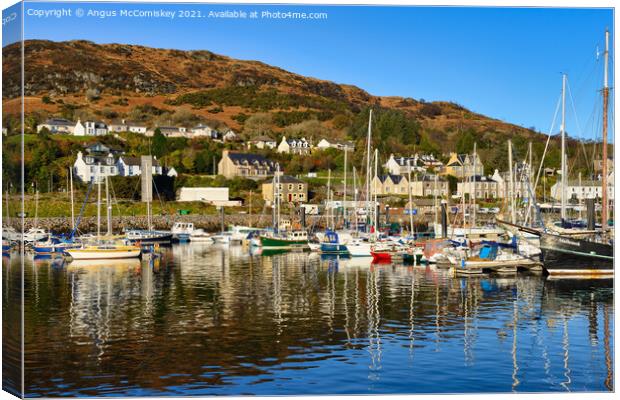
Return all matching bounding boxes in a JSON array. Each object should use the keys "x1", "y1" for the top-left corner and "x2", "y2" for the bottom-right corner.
[
  {"x1": 478, "y1": 207, "x2": 489, "y2": 214},
  {"x1": 489, "y1": 207, "x2": 500, "y2": 214}
]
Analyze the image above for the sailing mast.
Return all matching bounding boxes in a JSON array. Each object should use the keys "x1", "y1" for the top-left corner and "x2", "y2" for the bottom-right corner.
[
  {"x1": 560, "y1": 73, "x2": 567, "y2": 222},
  {"x1": 601, "y1": 29, "x2": 610, "y2": 234},
  {"x1": 373, "y1": 149, "x2": 379, "y2": 234},
  {"x1": 508, "y1": 140, "x2": 516, "y2": 224},
  {"x1": 327, "y1": 168, "x2": 332, "y2": 229},
  {"x1": 365, "y1": 110, "x2": 373, "y2": 232},
  {"x1": 96, "y1": 166, "x2": 101, "y2": 240},
  {"x1": 353, "y1": 166, "x2": 358, "y2": 233},
  {"x1": 69, "y1": 167, "x2": 75, "y2": 230},
  {"x1": 105, "y1": 175, "x2": 112, "y2": 236},
  {"x1": 407, "y1": 159, "x2": 414, "y2": 236},
  {"x1": 343, "y1": 144, "x2": 348, "y2": 226},
  {"x1": 472, "y1": 142, "x2": 477, "y2": 228}
]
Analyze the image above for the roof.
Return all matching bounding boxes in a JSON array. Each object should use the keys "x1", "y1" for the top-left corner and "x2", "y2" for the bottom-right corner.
[
  {"x1": 81, "y1": 154, "x2": 116, "y2": 165},
  {"x1": 251, "y1": 135, "x2": 275, "y2": 142},
  {"x1": 120, "y1": 156, "x2": 161, "y2": 167},
  {"x1": 82, "y1": 120, "x2": 107, "y2": 128},
  {"x1": 43, "y1": 118, "x2": 74, "y2": 126},
  {"x1": 463, "y1": 175, "x2": 495, "y2": 182},
  {"x1": 378, "y1": 174, "x2": 406, "y2": 184},
  {"x1": 227, "y1": 152, "x2": 275, "y2": 167},
  {"x1": 391, "y1": 156, "x2": 417, "y2": 167},
  {"x1": 277, "y1": 175, "x2": 305, "y2": 184}
]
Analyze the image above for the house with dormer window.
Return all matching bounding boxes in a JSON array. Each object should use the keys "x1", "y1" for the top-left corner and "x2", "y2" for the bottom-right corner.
[
  {"x1": 218, "y1": 150, "x2": 277, "y2": 180},
  {"x1": 74, "y1": 119, "x2": 108, "y2": 136},
  {"x1": 277, "y1": 136, "x2": 312, "y2": 155},
  {"x1": 73, "y1": 151, "x2": 118, "y2": 183}
]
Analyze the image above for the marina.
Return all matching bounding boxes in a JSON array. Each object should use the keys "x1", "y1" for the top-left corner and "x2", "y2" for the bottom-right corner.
[{"x1": 3, "y1": 243, "x2": 613, "y2": 396}]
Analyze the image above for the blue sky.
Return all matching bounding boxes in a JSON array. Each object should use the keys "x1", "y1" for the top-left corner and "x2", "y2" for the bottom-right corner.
[{"x1": 10, "y1": 1, "x2": 616, "y2": 140}]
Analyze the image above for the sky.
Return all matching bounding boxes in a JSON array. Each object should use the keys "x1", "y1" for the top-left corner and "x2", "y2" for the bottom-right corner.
[{"x1": 4, "y1": 1, "x2": 615, "y2": 141}]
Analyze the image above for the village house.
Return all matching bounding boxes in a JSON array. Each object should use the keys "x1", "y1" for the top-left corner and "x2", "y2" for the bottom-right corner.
[
  {"x1": 37, "y1": 118, "x2": 75, "y2": 134},
  {"x1": 108, "y1": 119, "x2": 148, "y2": 134},
  {"x1": 491, "y1": 169, "x2": 533, "y2": 200},
  {"x1": 73, "y1": 151, "x2": 118, "y2": 183},
  {"x1": 316, "y1": 138, "x2": 355, "y2": 151},
  {"x1": 247, "y1": 135, "x2": 277, "y2": 150},
  {"x1": 262, "y1": 175, "x2": 308, "y2": 203},
  {"x1": 223, "y1": 129, "x2": 240, "y2": 142},
  {"x1": 419, "y1": 174, "x2": 450, "y2": 197},
  {"x1": 150, "y1": 126, "x2": 188, "y2": 138},
  {"x1": 371, "y1": 174, "x2": 410, "y2": 196},
  {"x1": 191, "y1": 124, "x2": 215, "y2": 137},
  {"x1": 550, "y1": 175, "x2": 614, "y2": 201},
  {"x1": 443, "y1": 152, "x2": 484, "y2": 178},
  {"x1": 457, "y1": 175, "x2": 501, "y2": 199},
  {"x1": 73, "y1": 119, "x2": 108, "y2": 136},
  {"x1": 218, "y1": 150, "x2": 277, "y2": 179},
  {"x1": 277, "y1": 136, "x2": 312, "y2": 155},
  {"x1": 384, "y1": 154, "x2": 426, "y2": 176},
  {"x1": 85, "y1": 142, "x2": 124, "y2": 156},
  {"x1": 166, "y1": 167, "x2": 178, "y2": 178},
  {"x1": 116, "y1": 155, "x2": 163, "y2": 177}
]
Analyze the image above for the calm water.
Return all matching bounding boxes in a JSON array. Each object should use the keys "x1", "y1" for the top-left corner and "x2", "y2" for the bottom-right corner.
[{"x1": 3, "y1": 244, "x2": 614, "y2": 396}]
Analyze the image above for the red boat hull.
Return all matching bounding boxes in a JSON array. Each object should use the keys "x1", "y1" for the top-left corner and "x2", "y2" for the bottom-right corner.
[{"x1": 371, "y1": 251, "x2": 392, "y2": 263}]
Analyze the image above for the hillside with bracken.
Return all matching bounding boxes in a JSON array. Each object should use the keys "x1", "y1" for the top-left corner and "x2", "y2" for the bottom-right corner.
[{"x1": 3, "y1": 39, "x2": 600, "y2": 180}]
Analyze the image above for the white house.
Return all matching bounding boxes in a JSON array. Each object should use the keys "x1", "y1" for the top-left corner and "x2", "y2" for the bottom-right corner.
[
  {"x1": 166, "y1": 167, "x2": 178, "y2": 178},
  {"x1": 117, "y1": 155, "x2": 163, "y2": 177},
  {"x1": 73, "y1": 151, "x2": 118, "y2": 183},
  {"x1": 316, "y1": 138, "x2": 354, "y2": 151},
  {"x1": 74, "y1": 119, "x2": 108, "y2": 136},
  {"x1": 37, "y1": 118, "x2": 75, "y2": 134},
  {"x1": 177, "y1": 187, "x2": 241, "y2": 206},
  {"x1": 191, "y1": 124, "x2": 215, "y2": 137},
  {"x1": 146, "y1": 126, "x2": 188, "y2": 138},
  {"x1": 457, "y1": 175, "x2": 502, "y2": 199},
  {"x1": 550, "y1": 177, "x2": 614, "y2": 201},
  {"x1": 108, "y1": 119, "x2": 148, "y2": 134},
  {"x1": 248, "y1": 135, "x2": 277, "y2": 150},
  {"x1": 277, "y1": 136, "x2": 312, "y2": 155},
  {"x1": 223, "y1": 129, "x2": 239, "y2": 142},
  {"x1": 384, "y1": 154, "x2": 427, "y2": 176}
]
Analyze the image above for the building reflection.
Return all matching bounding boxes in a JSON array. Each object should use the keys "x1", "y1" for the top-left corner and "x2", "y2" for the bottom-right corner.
[{"x1": 17, "y1": 249, "x2": 614, "y2": 395}]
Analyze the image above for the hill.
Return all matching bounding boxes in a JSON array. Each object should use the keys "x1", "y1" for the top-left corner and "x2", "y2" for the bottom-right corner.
[{"x1": 2, "y1": 39, "x2": 596, "y2": 175}]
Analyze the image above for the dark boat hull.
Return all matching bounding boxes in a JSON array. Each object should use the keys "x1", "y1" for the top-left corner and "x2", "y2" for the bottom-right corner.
[{"x1": 539, "y1": 232, "x2": 613, "y2": 275}]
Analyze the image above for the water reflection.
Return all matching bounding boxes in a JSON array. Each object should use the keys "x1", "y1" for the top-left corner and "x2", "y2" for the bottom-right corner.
[{"x1": 4, "y1": 245, "x2": 613, "y2": 396}]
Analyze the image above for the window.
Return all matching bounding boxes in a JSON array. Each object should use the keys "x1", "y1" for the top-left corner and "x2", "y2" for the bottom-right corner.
[
  {"x1": 298, "y1": 184, "x2": 303, "y2": 191},
  {"x1": 288, "y1": 184, "x2": 293, "y2": 191}
]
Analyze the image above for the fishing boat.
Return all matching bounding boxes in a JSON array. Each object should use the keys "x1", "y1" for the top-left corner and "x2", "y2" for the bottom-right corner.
[
  {"x1": 171, "y1": 221, "x2": 195, "y2": 242},
  {"x1": 319, "y1": 230, "x2": 350, "y2": 255},
  {"x1": 33, "y1": 237, "x2": 81, "y2": 255},
  {"x1": 347, "y1": 237, "x2": 373, "y2": 257},
  {"x1": 370, "y1": 242, "x2": 404, "y2": 263},
  {"x1": 126, "y1": 229, "x2": 173, "y2": 244},
  {"x1": 189, "y1": 229, "x2": 213, "y2": 243},
  {"x1": 260, "y1": 230, "x2": 309, "y2": 250}
]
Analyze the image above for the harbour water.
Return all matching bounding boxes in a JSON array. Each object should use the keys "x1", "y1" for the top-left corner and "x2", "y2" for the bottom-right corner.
[{"x1": 3, "y1": 244, "x2": 614, "y2": 396}]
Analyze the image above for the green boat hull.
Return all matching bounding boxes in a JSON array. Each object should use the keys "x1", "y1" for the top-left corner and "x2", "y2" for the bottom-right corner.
[{"x1": 260, "y1": 236, "x2": 309, "y2": 249}]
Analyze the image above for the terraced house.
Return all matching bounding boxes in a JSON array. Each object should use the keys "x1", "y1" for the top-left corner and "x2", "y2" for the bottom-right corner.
[
  {"x1": 443, "y1": 152, "x2": 484, "y2": 178},
  {"x1": 262, "y1": 175, "x2": 308, "y2": 203},
  {"x1": 218, "y1": 150, "x2": 277, "y2": 179}
]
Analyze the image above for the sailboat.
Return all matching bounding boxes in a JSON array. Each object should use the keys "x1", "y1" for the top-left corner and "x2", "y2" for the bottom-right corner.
[
  {"x1": 66, "y1": 174, "x2": 141, "y2": 260},
  {"x1": 23, "y1": 190, "x2": 49, "y2": 243},
  {"x1": 125, "y1": 156, "x2": 173, "y2": 244},
  {"x1": 502, "y1": 31, "x2": 613, "y2": 275},
  {"x1": 259, "y1": 164, "x2": 309, "y2": 250}
]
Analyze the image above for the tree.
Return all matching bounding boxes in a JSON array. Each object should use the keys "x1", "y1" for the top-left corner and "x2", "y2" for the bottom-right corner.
[
  {"x1": 152, "y1": 129, "x2": 167, "y2": 158},
  {"x1": 455, "y1": 129, "x2": 476, "y2": 154},
  {"x1": 243, "y1": 113, "x2": 273, "y2": 136}
]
